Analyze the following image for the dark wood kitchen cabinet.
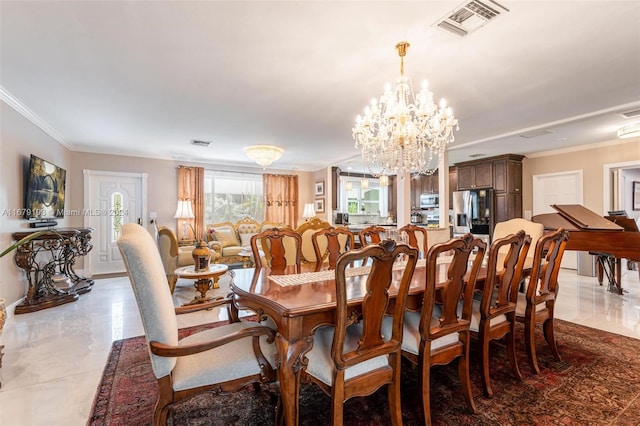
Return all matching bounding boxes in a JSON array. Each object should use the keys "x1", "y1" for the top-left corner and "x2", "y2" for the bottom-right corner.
[
  {"x1": 454, "y1": 154, "x2": 524, "y2": 224},
  {"x1": 456, "y1": 161, "x2": 493, "y2": 190}
]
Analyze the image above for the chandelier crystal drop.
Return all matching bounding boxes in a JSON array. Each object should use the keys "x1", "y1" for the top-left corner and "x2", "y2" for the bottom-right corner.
[{"x1": 352, "y1": 42, "x2": 459, "y2": 176}]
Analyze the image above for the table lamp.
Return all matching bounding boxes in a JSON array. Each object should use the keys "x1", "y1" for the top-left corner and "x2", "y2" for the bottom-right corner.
[
  {"x1": 302, "y1": 203, "x2": 316, "y2": 221},
  {"x1": 173, "y1": 200, "x2": 195, "y2": 240}
]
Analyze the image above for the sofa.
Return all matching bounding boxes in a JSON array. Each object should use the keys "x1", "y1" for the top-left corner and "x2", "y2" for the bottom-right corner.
[{"x1": 206, "y1": 217, "x2": 285, "y2": 265}]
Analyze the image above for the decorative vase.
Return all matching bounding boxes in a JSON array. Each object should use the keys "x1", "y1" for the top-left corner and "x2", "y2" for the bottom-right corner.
[
  {"x1": 192, "y1": 241, "x2": 211, "y2": 272},
  {"x1": 0, "y1": 298, "x2": 5, "y2": 336}
]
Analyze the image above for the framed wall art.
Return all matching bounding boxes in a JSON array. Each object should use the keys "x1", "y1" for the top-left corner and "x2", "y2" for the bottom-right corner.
[
  {"x1": 314, "y1": 181, "x2": 325, "y2": 196},
  {"x1": 314, "y1": 198, "x2": 325, "y2": 213}
]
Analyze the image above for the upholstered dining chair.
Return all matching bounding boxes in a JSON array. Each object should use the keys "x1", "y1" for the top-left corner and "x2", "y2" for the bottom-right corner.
[
  {"x1": 469, "y1": 230, "x2": 531, "y2": 397},
  {"x1": 117, "y1": 223, "x2": 278, "y2": 426},
  {"x1": 311, "y1": 226, "x2": 355, "y2": 271},
  {"x1": 251, "y1": 227, "x2": 302, "y2": 275},
  {"x1": 515, "y1": 227, "x2": 569, "y2": 374},
  {"x1": 493, "y1": 218, "x2": 543, "y2": 263},
  {"x1": 398, "y1": 224, "x2": 428, "y2": 257},
  {"x1": 303, "y1": 239, "x2": 419, "y2": 426},
  {"x1": 391, "y1": 233, "x2": 486, "y2": 425}
]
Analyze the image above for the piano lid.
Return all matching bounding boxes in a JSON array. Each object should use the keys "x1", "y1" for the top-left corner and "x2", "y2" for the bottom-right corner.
[{"x1": 546, "y1": 204, "x2": 623, "y2": 231}]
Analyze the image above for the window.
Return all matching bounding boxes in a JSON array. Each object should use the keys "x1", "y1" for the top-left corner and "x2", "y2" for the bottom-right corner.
[
  {"x1": 204, "y1": 171, "x2": 264, "y2": 223},
  {"x1": 111, "y1": 192, "x2": 123, "y2": 242},
  {"x1": 339, "y1": 176, "x2": 388, "y2": 216}
]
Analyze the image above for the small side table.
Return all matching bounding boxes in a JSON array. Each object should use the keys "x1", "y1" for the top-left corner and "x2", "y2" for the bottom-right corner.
[
  {"x1": 174, "y1": 264, "x2": 228, "y2": 306},
  {"x1": 238, "y1": 247, "x2": 264, "y2": 268}
]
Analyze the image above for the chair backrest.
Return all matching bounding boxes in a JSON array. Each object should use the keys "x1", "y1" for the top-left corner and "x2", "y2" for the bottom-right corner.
[
  {"x1": 117, "y1": 223, "x2": 178, "y2": 380},
  {"x1": 311, "y1": 226, "x2": 355, "y2": 271},
  {"x1": 252, "y1": 227, "x2": 302, "y2": 274},
  {"x1": 493, "y1": 218, "x2": 543, "y2": 260},
  {"x1": 332, "y1": 239, "x2": 418, "y2": 370},
  {"x1": 422, "y1": 234, "x2": 487, "y2": 340},
  {"x1": 358, "y1": 225, "x2": 386, "y2": 246},
  {"x1": 398, "y1": 224, "x2": 428, "y2": 257},
  {"x1": 295, "y1": 217, "x2": 331, "y2": 263},
  {"x1": 480, "y1": 230, "x2": 531, "y2": 318},
  {"x1": 524, "y1": 227, "x2": 569, "y2": 306}
]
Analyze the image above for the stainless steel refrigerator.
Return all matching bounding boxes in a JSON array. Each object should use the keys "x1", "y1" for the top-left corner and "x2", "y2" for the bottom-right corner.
[{"x1": 452, "y1": 189, "x2": 494, "y2": 241}]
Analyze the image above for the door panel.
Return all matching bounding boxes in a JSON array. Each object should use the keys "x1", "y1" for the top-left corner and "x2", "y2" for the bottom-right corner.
[
  {"x1": 533, "y1": 170, "x2": 582, "y2": 269},
  {"x1": 84, "y1": 170, "x2": 147, "y2": 275}
]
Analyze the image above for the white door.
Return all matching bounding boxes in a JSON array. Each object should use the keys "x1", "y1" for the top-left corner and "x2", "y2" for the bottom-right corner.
[
  {"x1": 84, "y1": 170, "x2": 147, "y2": 275},
  {"x1": 532, "y1": 170, "x2": 583, "y2": 269}
]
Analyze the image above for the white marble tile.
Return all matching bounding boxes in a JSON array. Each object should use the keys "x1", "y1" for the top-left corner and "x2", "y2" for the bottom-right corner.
[{"x1": 0, "y1": 267, "x2": 639, "y2": 425}]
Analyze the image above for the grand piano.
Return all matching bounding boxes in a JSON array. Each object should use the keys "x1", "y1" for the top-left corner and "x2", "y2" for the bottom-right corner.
[{"x1": 532, "y1": 204, "x2": 640, "y2": 295}]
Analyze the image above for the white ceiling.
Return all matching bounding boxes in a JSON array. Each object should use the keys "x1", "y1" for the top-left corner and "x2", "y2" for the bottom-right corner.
[{"x1": 1, "y1": 1, "x2": 639, "y2": 173}]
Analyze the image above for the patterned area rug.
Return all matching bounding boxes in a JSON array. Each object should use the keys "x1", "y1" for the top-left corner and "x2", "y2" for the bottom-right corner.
[{"x1": 89, "y1": 319, "x2": 640, "y2": 425}]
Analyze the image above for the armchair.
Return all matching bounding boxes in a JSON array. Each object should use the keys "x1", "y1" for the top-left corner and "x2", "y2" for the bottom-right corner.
[
  {"x1": 155, "y1": 226, "x2": 195, "y2": 293},
  {"x1": 118, "y1": 223, "x2": 278, "y2": 426}
]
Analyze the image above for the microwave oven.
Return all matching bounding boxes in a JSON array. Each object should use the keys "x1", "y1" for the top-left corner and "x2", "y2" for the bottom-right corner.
[{"x1": 420, "y1": 194, "x2": 439, "y2": 209}]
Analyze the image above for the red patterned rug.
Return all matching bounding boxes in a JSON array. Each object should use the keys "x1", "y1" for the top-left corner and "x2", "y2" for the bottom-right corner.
[{"x1": 89, "y1": 319, "x2": 640, "y2": 425}]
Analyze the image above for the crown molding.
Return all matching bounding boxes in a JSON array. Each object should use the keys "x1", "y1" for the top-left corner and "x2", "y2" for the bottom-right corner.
[{"x1": 0, "y1": 85, "x2": 71, "y2": 149}]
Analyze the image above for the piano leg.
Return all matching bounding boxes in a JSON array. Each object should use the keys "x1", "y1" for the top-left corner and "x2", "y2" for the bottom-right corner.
[{"x1": 594, "y1": 254, "x2": 623, "y2": 295}]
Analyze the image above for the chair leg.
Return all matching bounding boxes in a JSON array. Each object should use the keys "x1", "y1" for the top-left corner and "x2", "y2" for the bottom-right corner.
[
  {"x1": 153, "y1": 376, "x2": 173, "y2": 426},
  {"x1": 478, "y1": 329, "x2": 493, "y2": 398},
  {"x1": 388, "y1": 358, "x2": 403, "y2": 426},
  {"x1": 420, "y1": 361, "x2": 433, "y2": 426},
  {"x1": 167, "y1": 274, "x2": 178, "y2": 294},
  {"x1": 524, "y1": 314, "x2": 540, "y2": 374},
  {"x1": 331, "y1": 386, "x2": 344, "y2": 426},
  {"x1": 543, "y1": 317, "x2": 561, "y2": 361},
  {"x1": 458, "y1": 354, "x2": 477, "y2": 414},
  {"x1": 506, "y1": 324, "x2": 522, "y2": 381}
]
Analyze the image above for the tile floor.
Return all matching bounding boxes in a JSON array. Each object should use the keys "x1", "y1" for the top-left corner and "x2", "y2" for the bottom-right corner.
[{"x1": 0, "y1": 265, "x2": 639, "y2": 426}]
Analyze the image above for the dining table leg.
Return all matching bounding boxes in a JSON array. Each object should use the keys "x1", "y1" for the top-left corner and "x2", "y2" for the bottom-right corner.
[{"x1": 275, "y1": 333, "x2": 313, "y2": 426}]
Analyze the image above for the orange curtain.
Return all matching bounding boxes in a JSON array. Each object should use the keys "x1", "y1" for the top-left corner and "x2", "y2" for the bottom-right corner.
[
  {"x1": 177, "y1": 165, "x2": 205, "y2": 240},
  {"x1": 264, "y1": 174, "x2": 299, "y2": 228}
]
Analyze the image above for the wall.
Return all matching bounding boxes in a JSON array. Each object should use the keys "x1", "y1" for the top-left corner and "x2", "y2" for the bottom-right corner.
[
  {"x1": 522, "y1": 138, "x2": 640, "y2": 215},
  {"x1": 0, "y1": 101, "x2": 72, "y2": 306}
]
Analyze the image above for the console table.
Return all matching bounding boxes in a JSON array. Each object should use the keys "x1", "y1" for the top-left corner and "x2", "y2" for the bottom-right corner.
[{"x1": 11, "y1": 227, "x2": 94, "y2": 314}]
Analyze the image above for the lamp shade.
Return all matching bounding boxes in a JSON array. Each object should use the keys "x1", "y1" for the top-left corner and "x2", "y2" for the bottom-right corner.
[
  {"x1": 173, "y1": 200, "x2": 195, "y2": 219},
  {"x1": 302, "y1": 203, "x2": 316, "y2": 219}
]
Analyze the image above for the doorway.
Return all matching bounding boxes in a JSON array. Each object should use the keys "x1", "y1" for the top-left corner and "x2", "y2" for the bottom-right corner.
[{"x1": 83, "y1": 170, "x2": 148, "y2": 276}]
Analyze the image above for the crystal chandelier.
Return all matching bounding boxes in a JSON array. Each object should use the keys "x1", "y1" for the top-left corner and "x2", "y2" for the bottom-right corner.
[
  {"x1": 243, "y1": 145, "x2": 284, "y2": 167},
  {"x1": 352, "y1": 42, "x2": 459, "y2": 176}
]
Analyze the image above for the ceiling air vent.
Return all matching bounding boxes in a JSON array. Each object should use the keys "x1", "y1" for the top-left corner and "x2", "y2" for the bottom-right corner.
[
  {"x1": 435, "y1": 0, "x2": 509, "y2": 37},
  {"x1": 191, "y1": 140, "x2": 211, "y2": 147},
  {"x1": 620, "y1": 108, "x2": 640, "y2": 119},
  {"x1": 519, "y1": 129, "x2": 553, "y2": 139}
]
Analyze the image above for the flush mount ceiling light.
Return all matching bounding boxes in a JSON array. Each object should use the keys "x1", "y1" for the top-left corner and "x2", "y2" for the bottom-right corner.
[
  {"x1": 617, "y1": 123, "x2": 640, "y2": 139},
  {"x1": 243, "y1": 145, "x2": 284, "y2": 167}
]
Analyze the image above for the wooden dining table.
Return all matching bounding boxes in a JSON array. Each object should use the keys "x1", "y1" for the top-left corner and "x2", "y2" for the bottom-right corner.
[{"x1": 230, "y1": 254, "x2": 529, "y2": 425}]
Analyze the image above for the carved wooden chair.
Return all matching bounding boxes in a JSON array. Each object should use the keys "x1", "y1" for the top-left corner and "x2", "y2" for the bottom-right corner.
[
  {"x1": 470, "y1": 230, "x2": 531, "y2": 397},
  {"x1": 303, "y1": 239, "x2": 419, "y2": 425},
  {"x1": 311, "y1": 226, "x2": 355, "y2": 271},
  {"x1": 295, "y1": 217, "x2": 332, "y2": 263},
  {"x1": 251, "y1": 227, "x2": 302, "y2": 275},
  {"x1": 398, "y1": 224, "x2": 428, "y2": 257},
  {"x1": 358, "y1": 225, "x2": 386, "y2": 246},
  {"x1": 515, "y1": 227, "x2": 569, "y2": 374},
  {"x1": 396, "y1": 233, "x2": 486, "y2": 425},
  {"x1": 117, "y1": 223, "x2": 277, "y2": 426}
]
